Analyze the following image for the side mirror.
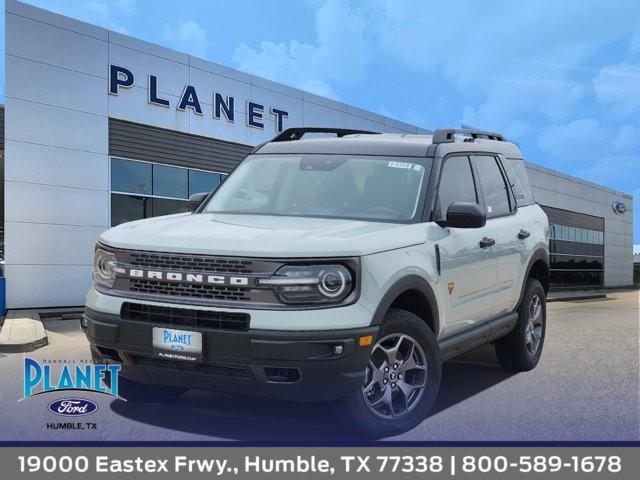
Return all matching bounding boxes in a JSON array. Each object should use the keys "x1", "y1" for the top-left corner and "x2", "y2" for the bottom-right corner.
[
  {"x1": 188, "y1": 192, "x2": 209, "y2": 212},
  {"x1": 446, "y1": 202, "x2": 486, "y2": 228}
]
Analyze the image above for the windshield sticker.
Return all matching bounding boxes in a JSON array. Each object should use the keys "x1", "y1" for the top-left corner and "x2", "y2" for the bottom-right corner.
[{"x1": 388, "y1": 161, "x2": 414, "y2": 169}]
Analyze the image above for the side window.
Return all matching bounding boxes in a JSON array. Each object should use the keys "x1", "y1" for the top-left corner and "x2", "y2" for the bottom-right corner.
[
  {"x1": 436, "y1": 156, "x2": 477, "y2": 219},
  {"x1": 473, "y1": 155, "x2": 511, "y2": 218},
  {"x1": 503, "y1": 157, "x2": 534, "y2": 206}
]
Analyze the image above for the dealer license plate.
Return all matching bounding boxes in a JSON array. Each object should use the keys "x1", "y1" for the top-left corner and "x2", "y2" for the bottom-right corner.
[{"x1": 152, "y1": 327, "x2": 203, "y2": 362}]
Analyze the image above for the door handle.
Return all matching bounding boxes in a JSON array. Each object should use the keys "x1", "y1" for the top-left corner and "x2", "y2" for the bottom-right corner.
[
  {"x1": 479, "y1": 237, "x2": 496, "y2": 248},
  {"x1": 517, "y1": 229, "x2": 530, "y2": 240}
]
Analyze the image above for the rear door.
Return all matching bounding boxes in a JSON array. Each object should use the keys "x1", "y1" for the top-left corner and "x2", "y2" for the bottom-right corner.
[
  {"x1": 471, "y1": 154, "x2": 527, "y2": 315},
  {"x1": 435, "y1": 155, "x2": 498, "y2": 337}
]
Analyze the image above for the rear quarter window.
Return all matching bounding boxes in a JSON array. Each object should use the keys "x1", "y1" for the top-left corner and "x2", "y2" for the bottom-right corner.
[
  {"x1": 504, "y1": 158, "x2": 535, "y2": 206},
  {"x1": 473, "y1": 155, "x2": 511, "y2": 218}
]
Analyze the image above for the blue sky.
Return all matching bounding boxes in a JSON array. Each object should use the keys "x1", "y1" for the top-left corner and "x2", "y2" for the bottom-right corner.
[{"x1": 1, "y1": 0, "x2": 639, "y2": 244}]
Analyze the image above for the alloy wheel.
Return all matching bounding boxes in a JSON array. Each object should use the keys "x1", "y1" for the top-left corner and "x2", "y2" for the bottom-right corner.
[
  {"x1": 362, "y1": 333, "x2": 428, "y2": 419},
  {"x1": 525, "y1": 294, "x2": 543, "y2": 355}
]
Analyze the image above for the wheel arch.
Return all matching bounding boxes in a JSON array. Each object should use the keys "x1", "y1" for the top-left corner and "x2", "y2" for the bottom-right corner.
[
  {"x1": 518, "y1": 247, "x2": 550, "y2": 307},
  {"x1": 371, "y1": 275, "x2": 440, "y2": 337}
]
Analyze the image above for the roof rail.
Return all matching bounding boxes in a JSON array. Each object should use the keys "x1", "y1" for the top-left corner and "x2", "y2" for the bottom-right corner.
[
  {"x1": 432, "y1": 128, "x2": 505, "y2": 144},
  {"x1": 270, "y1": 127, "x2": 379, "y2": 142}
]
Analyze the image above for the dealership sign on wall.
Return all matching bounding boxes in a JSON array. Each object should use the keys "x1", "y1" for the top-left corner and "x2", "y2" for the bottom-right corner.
[
  {"x1": 108, "y1": 65, "x2": 289, "y2": 133},
  {"x1": 612, "y1": 201, "x2": 627, "y2": 215}
]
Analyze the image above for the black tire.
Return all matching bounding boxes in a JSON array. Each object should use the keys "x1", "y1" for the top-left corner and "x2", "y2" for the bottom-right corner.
[
  {"x1": 331, "y1": 308, "x2": 441, "y2": 438},
  {"x1": 103, "y1": 368, "x2": 187, "y2": 404},
  {"x1": 495, "y1": 277, "x2": 546, "y2": 372}
]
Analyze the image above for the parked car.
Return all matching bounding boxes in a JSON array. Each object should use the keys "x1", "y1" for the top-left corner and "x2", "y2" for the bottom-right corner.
[{"x1": 84, "y1": 127, "x2": 549, "y2": 437}]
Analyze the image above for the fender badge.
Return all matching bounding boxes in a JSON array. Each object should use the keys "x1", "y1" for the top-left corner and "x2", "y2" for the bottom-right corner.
[{"x1": 448, "y1": 282, "x2": 455, "y2": 295}]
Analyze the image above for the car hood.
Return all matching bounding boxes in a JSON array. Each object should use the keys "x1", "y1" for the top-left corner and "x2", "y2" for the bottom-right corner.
[{"x1": 99, "y1": 213, "x2": 428, "y2": 257}]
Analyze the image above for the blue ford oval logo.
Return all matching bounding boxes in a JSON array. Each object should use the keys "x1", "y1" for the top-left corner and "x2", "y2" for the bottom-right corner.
[
  {"x1": 171, "y1": 344, "x2": 184, "y2": 351},
  {"x1": 48, "y1": 398, "x2": 98, "y2": 417},
  {"x1": 612, "y1": 201, "x2": 626, "y2": 215}
]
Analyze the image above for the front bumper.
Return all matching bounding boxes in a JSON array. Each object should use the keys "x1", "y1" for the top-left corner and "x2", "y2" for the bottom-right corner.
[{"x1": 83, "y1": 307, "x2": 378, "y2": 402}]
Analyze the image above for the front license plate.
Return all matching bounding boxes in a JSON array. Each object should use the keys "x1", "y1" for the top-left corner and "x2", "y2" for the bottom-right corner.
[{"x1": 152, "y1": 327, "x2": 203, "y2": 362}]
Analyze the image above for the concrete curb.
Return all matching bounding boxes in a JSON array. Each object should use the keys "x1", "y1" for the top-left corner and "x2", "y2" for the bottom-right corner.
[
  {"x1": 547, "y1": 293, "x2": 607, "y2": 303},
  {"x1": 0, "y1": 310, "x2": 49, "y2": 353}
]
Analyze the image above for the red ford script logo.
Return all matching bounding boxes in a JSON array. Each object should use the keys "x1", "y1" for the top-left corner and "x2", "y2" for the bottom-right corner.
[{"x1": 48, "y1": 398, "x2": 98, "y2": 417}]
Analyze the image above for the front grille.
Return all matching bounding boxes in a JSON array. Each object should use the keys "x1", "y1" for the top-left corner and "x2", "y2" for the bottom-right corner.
[
  {"x1": 129, "y1": 278, "x2": 250, "y2": 302},
  {"x1": 105, "y1": 247, "x2": 359, "y2": 308},
  {"x1": 109, "y1": 249, "x2": 284, "y2": 306},
  {"x1": 129, "y1": 252, "x2": 254, "y2": 274},
  {"x1": 132, "y1": 355, "x2": 251, "y2": 379},
  {"x1": 122, "y1": 302, "x2": 250, "y2": 331}
]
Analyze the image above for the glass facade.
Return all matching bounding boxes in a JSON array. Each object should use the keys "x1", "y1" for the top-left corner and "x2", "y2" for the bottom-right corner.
[
  {"x1": 152, "y1": 164, "x2": 188, "y2": 199},
  {"x1": 549, "y1": 223, "x2": 604, "y2": 288},
  {"x1": 111, "y1": 158, "x2": 152, "y2": 195},
  {"x1": 110, "y1": 158, "x2": 224, "y2": 226}
]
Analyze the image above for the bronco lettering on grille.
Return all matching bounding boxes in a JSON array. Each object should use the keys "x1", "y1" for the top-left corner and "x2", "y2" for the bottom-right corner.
[{"x1": 127, "y1": 269, "x2": 249, "y2": 286}]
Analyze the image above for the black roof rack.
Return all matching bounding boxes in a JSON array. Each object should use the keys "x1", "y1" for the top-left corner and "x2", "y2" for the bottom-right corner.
[
  {"x1": 432, "y1": 128, "x2": 505, "y2": 144},
  {"x1": 270, "y1": 127, "x2": 379, "y2": 142}
]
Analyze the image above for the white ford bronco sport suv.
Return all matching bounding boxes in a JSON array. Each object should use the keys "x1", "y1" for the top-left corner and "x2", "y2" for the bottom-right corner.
[{"x1": 84, "y1": 127, "x2": 549, "y2": 437}]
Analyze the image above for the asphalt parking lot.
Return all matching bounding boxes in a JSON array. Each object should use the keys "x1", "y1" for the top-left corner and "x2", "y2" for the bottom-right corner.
[{"x1": 0, "y1": 290, "x2": 638, "y2": 441}]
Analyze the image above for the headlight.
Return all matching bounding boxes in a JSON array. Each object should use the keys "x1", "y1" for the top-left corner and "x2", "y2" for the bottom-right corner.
[
  {"x1": 93, "y1": 247, "x2": 117, "y2": 288},
  {"x1": 258, "y1": 264, "x2": 354, "y2": 305}
]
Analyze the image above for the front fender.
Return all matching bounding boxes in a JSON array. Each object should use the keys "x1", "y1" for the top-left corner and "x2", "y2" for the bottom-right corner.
[{"x1": 361, "y1": 244, "x2": 442, "y2": 336}]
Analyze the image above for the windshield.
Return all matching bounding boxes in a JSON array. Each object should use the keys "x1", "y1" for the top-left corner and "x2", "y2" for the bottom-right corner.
[{"x1": 203, "y1": 154, "x2": 430, "y2": 222}]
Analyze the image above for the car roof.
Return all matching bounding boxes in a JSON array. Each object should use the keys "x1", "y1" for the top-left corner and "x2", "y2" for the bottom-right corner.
[
  {"x1": 256, "y1": 133, "x2": 432, "y2": 157},
  {"x1": 255, "y1": 132, "x2": 523, "y2": 159}
]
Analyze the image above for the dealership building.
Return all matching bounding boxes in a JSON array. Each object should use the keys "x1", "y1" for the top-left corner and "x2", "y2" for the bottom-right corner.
[{"x1": 1, "y1": 0, "x2": 634, "y2": 308}]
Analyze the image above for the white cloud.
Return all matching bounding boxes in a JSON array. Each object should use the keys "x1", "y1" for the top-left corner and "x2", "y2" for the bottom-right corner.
[
  {"x1": 612, "y1": 124, "x2": 640, "y2": 151},
  {"x1": 537, "y1": 118, "x2": 609, "y2": 167},
  {"x1": 88, "y1": 0, "x2": 137, "y2": 19},
  {"x1": 232, "y1": 0, "x2": 640, "y2": 135},
  {"x1": 630, "y1": 33, "x2": 640, "y2": 55},
  {"x1": 233, "y1": 40, "x2": 338, "y2": 98},
  {"x1": 574, "y1": 154, "x2": 639, "y2": 191},
  {"x1": 232, "y1": 0, "x2": 372, "y2": 99},
  {"x1": 538, "y1": 118, "x2": 640, "y2": 167},
  {"x1": 367, "y1": 0, "x2": 640, "y2": 137},
  {"x1": 75, "y1": 0, "x2": 136, "y2": 33},
  {"x1": 593, "y1": 62, "x2": 640, "y2": 116},
  {"x1": 162, "y1": 19, "x2": 209, "y2": 59},
  {"x1": 32, "y1": 0, "x2": 137, "y2": 33}
]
